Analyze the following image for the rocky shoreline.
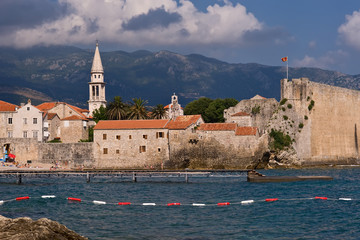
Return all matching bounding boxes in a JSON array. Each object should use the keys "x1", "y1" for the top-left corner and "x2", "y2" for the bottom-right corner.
[{"x1": 0, "y1": 215, "x2": 87, "y2": 240}]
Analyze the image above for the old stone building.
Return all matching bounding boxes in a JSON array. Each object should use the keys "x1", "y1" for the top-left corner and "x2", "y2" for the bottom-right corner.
[
  {"x1": 224, "y1": 95, "x2": 278, "y2": 135},
  {"x1": 37, "y1": 102, "x2": 89, "y2": 143},
  {"x1": 0, "y1": 100, "x2": 17, "y2": 139},
  {"x1": 93, "y1": 119, "x2": 171, "y2": 168}
]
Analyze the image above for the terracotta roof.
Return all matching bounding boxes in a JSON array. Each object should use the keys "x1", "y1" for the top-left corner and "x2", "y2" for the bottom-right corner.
[
  {"x1": 37, "y1": 102, "x2": 57, "y2": 111},
  {"x1": 37, "y1": 102, "x2": 89, "y2": 119},
  {"x1": 166, "y1": 115, "x2": 202, "y2": 130},
  {"x1": 0, "y1": 100, "x2": 18, "y2": 112},
  {"x1": 235, "y1": 126, "x2": 257, "y2": 136},
  {"x1": 61, "y1": 115, "x2": 88, "y2": 121},
  {"x1": 94, "y1": 119, "x2": 170, "y2": 130},
  {"x1": 47, "y1": 113, "x2": 58, "y2": 120},
  {"x1": 231, "y1": 111, "x2": 250, "y2": 117},
  {"x1": 197, "y1": 123, "x2": 237, "y2": 131}
]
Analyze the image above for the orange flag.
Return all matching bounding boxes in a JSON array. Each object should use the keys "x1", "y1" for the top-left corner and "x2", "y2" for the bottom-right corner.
[{"x1": 281, "y1": 57, "x2": 288, "y2": 62}]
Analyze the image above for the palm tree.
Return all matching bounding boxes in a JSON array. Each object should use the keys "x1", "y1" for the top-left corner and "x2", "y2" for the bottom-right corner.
[
  {"x1": 106, "y1": 96, "x2": 127, "y2": 120},
  {"x1": 150, "y1": 104, "x2": 167, "y2": 119},
  {"x1": 128, "y1": 98, "x2": 149, "y2": 120}
]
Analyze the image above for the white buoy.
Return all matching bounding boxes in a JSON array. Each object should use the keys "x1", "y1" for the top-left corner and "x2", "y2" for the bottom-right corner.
[
  {"x1": 93, "y1": 200, "x2": 106, "y2": 205},
  {"x1": 192, "y1": 203, "x2": 206, "y2": 206},
  {"x1": 339, "y1": 198, "x2": 352, "y2": 201},
  {"x1": 142, "y1": 203, "x2": 156, "y2": 206},
  {"x1": 41, "y1": 195, "x2": 56, "y2": 198},
  {"x1": 0, "y1": 200, "x2": 4, "y2": 205},
  {"x1": 241, "y1": 200, "x2": 254, "y2": 205}
]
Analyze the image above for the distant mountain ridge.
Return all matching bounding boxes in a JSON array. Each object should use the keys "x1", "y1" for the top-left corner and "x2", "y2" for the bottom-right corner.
[{"x1": 0, "y1": 45, "x2": 359, "y2": 108}]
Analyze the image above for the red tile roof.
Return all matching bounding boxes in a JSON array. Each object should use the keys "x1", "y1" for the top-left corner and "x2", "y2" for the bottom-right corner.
[
  {"x1": 61, "y1": 115, "x2": 88, "y2": 121},
  {"x1": 235, "y1": 126, "x2": 257, "y2": 136},
  {"x1": 37, "y1": 102, "x2": 89, "y2": 119},
  {"x1": 166, "y1": 115, "x2": 202, "y2": 130},
  {"x1": 94, "y1": 119, "x2": 170, "y2": 130},
  {"x1": 197, "y1": 123, "x2": 237, "y2": 131},
  {"x1": 231, "y1": 111, "x2": 250, "y2": 117},
  {"x1": 0, "y1": 100, "x2": 18, "y2": 112},
  {"x1": 47, "y1": 113, "x2": 58, "y2": 120}
]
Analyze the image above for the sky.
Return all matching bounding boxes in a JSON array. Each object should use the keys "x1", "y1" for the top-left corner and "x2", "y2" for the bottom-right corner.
[{"x1": 1, "y1": 0, "x2": 360, "y2": 74}]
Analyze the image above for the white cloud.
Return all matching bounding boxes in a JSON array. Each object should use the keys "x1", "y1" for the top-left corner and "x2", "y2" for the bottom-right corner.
[
  {"x1": 294, "y1": 50, "x2": 348, "y2": 70},
  {"x1": 338, "y1": 10, "x2": 360, "y2": 50},
  {"x1": 1, "y1": 0, "x2": 265, "y2": 48}
]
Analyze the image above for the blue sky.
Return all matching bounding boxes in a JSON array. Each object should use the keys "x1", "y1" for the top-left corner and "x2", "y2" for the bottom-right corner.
[{"x1": 1, "y1": 0, "x2": 360, "y2": 74}]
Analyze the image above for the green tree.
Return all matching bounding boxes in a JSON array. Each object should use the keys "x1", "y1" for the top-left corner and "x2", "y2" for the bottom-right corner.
[
  {"x1": 128, "y1": 98, "x2": 149, "y2": 120},
  {"x1": 184, "y1": 97, "x2": 213, "y2": 121},
  {"x1": 106, "y1": 96, "x2": 127, "y2": 120},
  {"x1": 92, "y1": 105, "x2": 107, "y2": 123},
  {"x1": 151, "y1": 104, "x2": 167, "y2": 119},
  {"x1": 184, "y1": 97, "x2": 238, "y2": 123}
]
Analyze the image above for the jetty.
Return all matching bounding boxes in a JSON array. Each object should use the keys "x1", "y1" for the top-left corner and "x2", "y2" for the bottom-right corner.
[
  {"x1": 247, "y1": 170, "x2": 333, "y2": 182},
  {"x1": 0, "y1": 169, "x2": 247, "y2": 184}
]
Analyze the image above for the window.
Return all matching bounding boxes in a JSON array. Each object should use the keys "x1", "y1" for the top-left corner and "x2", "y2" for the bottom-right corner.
[
  {"x1": 8, "y1": 118, "x2": 12, "y2": 124},
  {"x1": 143, "y1": 135, "x2": 148, "y2": 139},
  {"x1": 23, "y1": 118, "x2": 27, "y2": 124},
  {"x1": 139, "y1": 146, "x2": 146, "y2": 153},
  {"x1": 94, "y1": 75, "x2": 96, "y2": 78},
  {"x1": 158, "y1": 148, "x2": 161, "y2": 152},
  {"x1": 156, "y1": 132, "x2": 164, "y2": 138},
  {"x1": 27, "y1": 107, "x2": 30, "y2": 111},
  {"x1": 103, "y1": 148, "x2": 108, "y2": 154},
  {"x1": 173, "y1": 133, "x2": 178, "y2": 139},
  {"x1": 23, "y1": 131, "x2": 28, "y2": 138},
  {"x1": 116, "y1": 149, "x2": 120, "y2": 154},
  {"x1": 129, "y1": 135, "x2": 132, "y2": 139},
  {"x1": 116, "y1": 135, "x2": 121, "y2": 140},
  {"x1": 64, "y1": 121, "x2": 69, "y2": 127},
  {"x1": 98, "y1": 75, "x2": 101, "y2": 78},
  {"x1": 103, "y1": 134, "x2": 107, "y2": 140},
  {"x1": 33, "y1": 131, "x2": 38, "y2": 139},
  {"x1": 33, "y1": 118, "x2": 37, "y2": 124},
  {"x1": 8, "y1": 131, "x2": 13, "y2": 138}
]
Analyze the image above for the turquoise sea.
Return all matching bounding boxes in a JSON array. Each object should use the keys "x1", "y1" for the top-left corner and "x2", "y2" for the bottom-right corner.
[{"x1": 0, "y1": 168, "x2": 359, "y2": 239}]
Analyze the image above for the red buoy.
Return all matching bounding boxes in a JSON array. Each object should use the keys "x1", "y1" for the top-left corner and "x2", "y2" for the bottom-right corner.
[
  {"x1": 217, "y1": 202, "x2": 230, "y2": 206},
  {"x1": 16, "y1": 196, "x2": 29, "y2": 201},
  {"x1": 67, "y1": 197, "x2": 81, "y2": 202},
  {"x1": 265, "y1": 198, "x2": 278, "y2": 202},
  {"x1": 315, "y1": 196, "x2": 327, "y2": 200},
  {"x1": 118, "y1": 202, "x2": 131, "y2": 205},
  {"x1": 167, "y1": 203, "x2": 181, "y2": 206}
]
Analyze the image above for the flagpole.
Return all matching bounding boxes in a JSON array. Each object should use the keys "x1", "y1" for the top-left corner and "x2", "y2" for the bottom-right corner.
[{"x1": 286, "y1": 56, "x2": 288, "y2": 80}]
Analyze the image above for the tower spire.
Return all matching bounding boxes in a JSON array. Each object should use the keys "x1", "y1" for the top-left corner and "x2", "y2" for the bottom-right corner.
[{"x1": 88, "y1": 41, "x2": 106, "y2": 115}]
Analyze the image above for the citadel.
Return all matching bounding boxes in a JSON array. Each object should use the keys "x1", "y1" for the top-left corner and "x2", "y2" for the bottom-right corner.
[{"x1": 1, "y1": 43, "x2": 360, "y2": 169}]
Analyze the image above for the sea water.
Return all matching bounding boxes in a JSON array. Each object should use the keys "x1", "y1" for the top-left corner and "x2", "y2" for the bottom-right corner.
[{"x1": 0, "y1": 168, "x2": 359, "y2": 239}]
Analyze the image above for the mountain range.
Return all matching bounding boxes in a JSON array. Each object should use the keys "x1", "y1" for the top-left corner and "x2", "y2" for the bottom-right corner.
[{"x1": 1, "y1": 45, "x2": 360, "y2": 108}]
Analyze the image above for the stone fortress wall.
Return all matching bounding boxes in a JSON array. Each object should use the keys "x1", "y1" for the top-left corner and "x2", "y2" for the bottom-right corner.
[{"x1": 281, "y1": 78, "x2": 360, "y2": 164}]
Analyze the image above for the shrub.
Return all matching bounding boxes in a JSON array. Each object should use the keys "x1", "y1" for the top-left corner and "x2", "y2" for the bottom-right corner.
[
  {"x1": 304, "y1": 115, "x2": 308, "y2": 120},
  {"x1": 282, "y1": 107, "x2": 286, "y2": 111},
  {"x1": 299, "y1": 123, "x2": 304, "y2": 128},
  {"x1": 307, "y1": 96, "x2": 311, "y2": 101},
  {"x1": 283, "y1": 115, "x2": 288, "y2": 120},
  {"x1": 287, "y1": 104, "x2": 292, "y2": 109},
  {"x1": 251, "y1": 105, "x2": 261, "y2": 114},
  {"x1": 280, "y1": 98, "x2": 287, "y2": 105},
  {"x1": 269, "y1": 129, "x2": 292, "y2": 151},
  {"x1": 308, "y1": 100, "x2": 315, "y2": 111},
  {"x1": 48, "y1": 138, "x2": 61, "y2": 143}
]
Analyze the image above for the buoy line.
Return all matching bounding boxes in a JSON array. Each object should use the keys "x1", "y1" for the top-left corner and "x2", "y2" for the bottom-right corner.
[{"x1": 0, "y1": 195, "x2": 358, "y2": 207}]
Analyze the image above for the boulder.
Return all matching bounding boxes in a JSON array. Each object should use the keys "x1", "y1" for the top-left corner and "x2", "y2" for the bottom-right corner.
[{"x1": 0, "y1": 215, "x2": 87, "y2": 240}]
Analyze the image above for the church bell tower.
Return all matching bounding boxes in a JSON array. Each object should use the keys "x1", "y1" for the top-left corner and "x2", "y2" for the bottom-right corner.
[{"x1": 88, "y1": 41, "x2": 106, "y2": 115}]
